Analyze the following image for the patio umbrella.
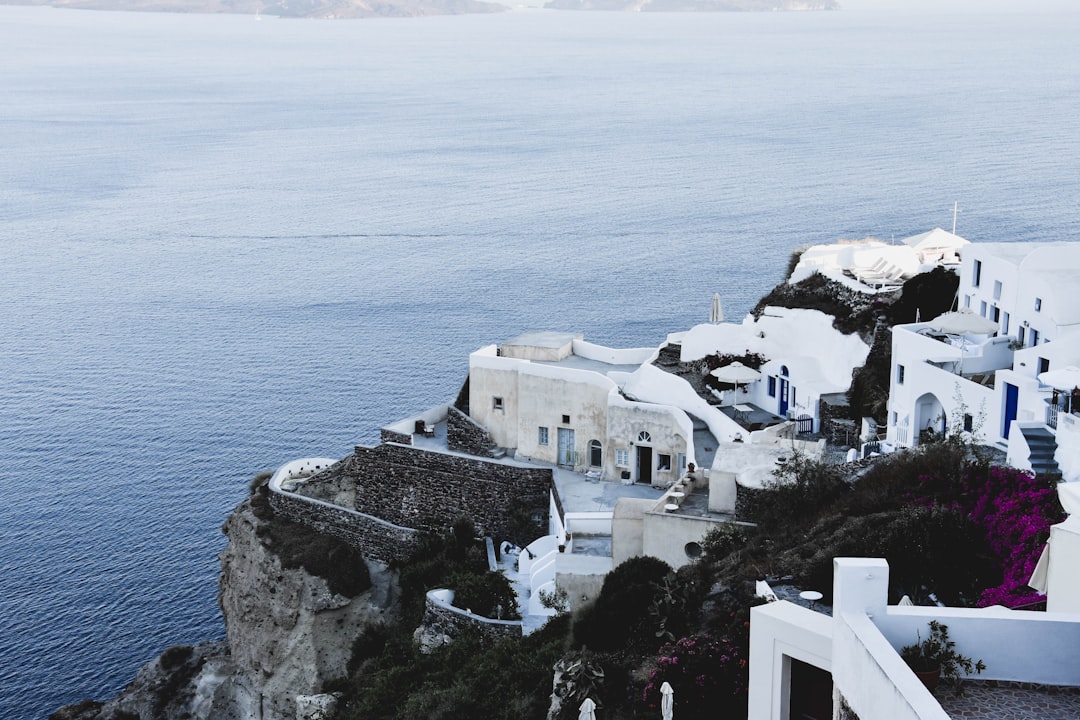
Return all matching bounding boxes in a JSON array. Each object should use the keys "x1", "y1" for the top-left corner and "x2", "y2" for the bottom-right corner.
[
  {"x1": 579, "y1": 698, "x2": 597, "y2": 720},
  {"x1": 1038, "y1": 366, "x2": 1080, "y2": 391},
  {"x1": 661, "y1": 682, "x2": 674, "y2": 720},
  {"x1": 1028, "y1": 543, "x2": 1050, "y2": 594},
  {"x1": 709, "y1": 292, "x2": 724, "y2": 324},
  {"x1": 930, "y1": 308, "x2": 998, "y2": 335},
  {"x1": 710, "y1": 361, "x2": 762, "y2": 386}
]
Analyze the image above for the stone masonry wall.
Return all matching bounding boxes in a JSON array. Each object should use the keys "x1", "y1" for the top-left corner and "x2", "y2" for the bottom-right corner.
[
  {"x1": 446, "y1": 406, "x2": 496, "y2": 456},
  {"x1": 420, "y1": 592, "x2": 521, "y2": 643},
  {"x1": 269, "y1": 491, "x2": 417, "y2": 564},
  {"x1": 340, "y1": 442, "x2": 551, "y2": 539},
  {"x1": 380, "y1": 428, "x2": 413, "y2": 446}
]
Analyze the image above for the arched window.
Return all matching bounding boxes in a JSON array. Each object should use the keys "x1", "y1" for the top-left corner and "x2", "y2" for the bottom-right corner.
[
  {"x1": 589, "y1": 440, "x2": 602, "y2": 467},
  {"x1": 637, "y1": 431, "x2": 652, "y2": 444},
  {"x1": 780, "y1": 365, "x2": 790, "y2": 377}
]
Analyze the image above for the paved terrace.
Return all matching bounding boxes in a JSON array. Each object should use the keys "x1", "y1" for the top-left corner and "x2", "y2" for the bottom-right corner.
[{"x1": 935, "y1": 681, "x2": 1080, "y2": 719}]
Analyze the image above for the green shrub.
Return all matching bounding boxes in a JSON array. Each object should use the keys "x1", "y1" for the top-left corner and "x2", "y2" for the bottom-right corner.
[
  {"x1": 255, "y1": 510, "x2": 372, "y2": 598},
  {"x1": 574, "y1": 556, "x2": 674, "y2": 652},
  {"x1": 451, "y1": 570, "x2": 521, "y2": 620}
]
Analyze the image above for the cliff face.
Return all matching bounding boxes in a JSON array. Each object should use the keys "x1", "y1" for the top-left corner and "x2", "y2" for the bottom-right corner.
[{"x1": 53, "y1": 497, "x2": 398, "y2": 720}]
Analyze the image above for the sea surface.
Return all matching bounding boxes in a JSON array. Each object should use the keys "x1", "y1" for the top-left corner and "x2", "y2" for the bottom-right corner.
[{"x1": 1, "y1": 3, "x2": 1079, "y2": 717}]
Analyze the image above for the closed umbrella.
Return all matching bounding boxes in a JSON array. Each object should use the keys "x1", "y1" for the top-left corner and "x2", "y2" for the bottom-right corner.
[
  {"x1": 710, "y1": 293, "x2": 724, "y2": 324},
  {"x1": 579, "y1": 698, "x2": 597, "y2": 720},
  {"x1": 661, "y1": 681, "x2": 674, "y2": 720},
  {"x1": 930, "y1": 308, "x2": 999, "y2": 335},
  {"x1": 1028, "y1": 543, "x2": 1050, "y2": 594}
]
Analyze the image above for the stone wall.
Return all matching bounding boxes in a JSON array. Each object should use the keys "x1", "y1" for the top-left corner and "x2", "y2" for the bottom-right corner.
[
  {"x1": 417, "y1": 590, "x2": 522, "y2": 649},
  {"x1": 269, "y1": 490, "x2": 417, "y2": 564},
  {"x1": 446, "y1": 405, "x2": 496, "y2": 456},
  {"x1": 734, "y1": 482, "x2": 762, "y2": 523},
  {"x1": 380, "y1": 428, "x2": 413, "y2": 446},
  {"x1": 299, "y1": 441, "x2": 551, "y2": 542}
]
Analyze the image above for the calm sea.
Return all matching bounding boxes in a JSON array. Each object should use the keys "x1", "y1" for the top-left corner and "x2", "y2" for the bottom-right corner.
[{"x1": 1, "y1": 4, "x2": 1078, "y2": 717}]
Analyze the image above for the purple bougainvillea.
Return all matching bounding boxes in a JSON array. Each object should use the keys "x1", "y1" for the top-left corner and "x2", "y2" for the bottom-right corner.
[
  {"x1": 642, "y1": 633, "x2": 747, "y2": 719},
  {"x1": 912, "y1": 464, "x2": 1064, "y2": 608}
]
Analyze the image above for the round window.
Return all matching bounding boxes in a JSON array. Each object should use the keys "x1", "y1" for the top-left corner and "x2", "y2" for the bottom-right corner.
[{"x1": 684, "y1": 542, "x2": 703, "y2": 559}]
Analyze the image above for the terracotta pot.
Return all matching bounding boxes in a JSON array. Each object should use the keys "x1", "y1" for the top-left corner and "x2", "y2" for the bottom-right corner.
[{"x1": 914, "y1": 666, "x2": 941, "y2": 691}]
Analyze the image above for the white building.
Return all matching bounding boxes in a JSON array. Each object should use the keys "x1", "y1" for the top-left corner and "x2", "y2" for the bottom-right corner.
[
  {"x1": 468, "y1": 332, "x2": 698, "y2": 487},
  {"x1": 678, "y1": 307, "x2": 871, "y2": 433},
  {"x1": 749, "y1": 557, "x2": 1080, "y2": 720},
  {"x1": 885, "y1": 242, "x2": 1080, "y2": 482}
]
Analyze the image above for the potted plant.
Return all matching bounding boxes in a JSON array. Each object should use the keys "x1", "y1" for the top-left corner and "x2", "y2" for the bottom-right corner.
[{"x1": 900, "y1": 620, "x2": 985, "y2": 694}]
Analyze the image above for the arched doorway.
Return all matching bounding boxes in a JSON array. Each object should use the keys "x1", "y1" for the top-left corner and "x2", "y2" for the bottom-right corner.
[
  {"x1": 589, "y1": 439, "x2": 602, "y2": 468},
  {"x1": 914, "y1": 392, "x2": 946, "y2": 444},
  {"x1": 636, "y1": 431, "x2": 653, "y2": 485},
  {"x1": 778, "y1": 365, "x2": 790, "y2": 417}
]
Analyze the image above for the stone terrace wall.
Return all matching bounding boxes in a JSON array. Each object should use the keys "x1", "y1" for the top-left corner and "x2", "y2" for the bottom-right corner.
[
  {"x1": 342, "y1": 442, "x2": 551, "y2": 539},
  {"x1": 380, "y1": 428, "x2": 413, "y2": 446},
  {"x1": 446, "y1": 406, "x2": 496, "y2": 456},
  {"x1": 269, "y1": 490, "x2": 417, "y2": 564},
  {"x1": 420, "y1": 590, "x2": 521, "y2": 644}
]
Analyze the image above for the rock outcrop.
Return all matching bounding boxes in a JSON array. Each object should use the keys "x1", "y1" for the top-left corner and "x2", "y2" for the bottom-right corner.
[{"x1": 52, "y1": 496, "x2": 398, "y2": 720}]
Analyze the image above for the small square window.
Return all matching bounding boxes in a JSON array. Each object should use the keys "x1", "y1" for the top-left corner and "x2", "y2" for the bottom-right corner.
[
  {"x1": 493, "y1": 397, "x2": 504, "y2": 410},
  {"x1": 1035, "y1": 297, "x2": 1043, "y2": 312},
  {"x1": 616, "y1": 448, "x2": 630, "y2": 467},
  {"x1": 538, "y1": 427, "x2": 549, "y2": 446},
  {"x1": 657, "y1": 454, "x2": 671, "y2": 471},
  {"x1": 562, "y1": 414, "x2": 571, "y2": 425}
]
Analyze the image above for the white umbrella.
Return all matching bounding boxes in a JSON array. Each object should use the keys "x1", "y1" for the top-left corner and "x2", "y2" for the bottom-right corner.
[
  {"x1": 579, "y1": 697, "x2": 597, "y2": 720},
  {"x1": 709, "y1": 293, "x2": 724, "y2": 324},
  {"x1": 898, "y1": 595, "x2": 914, "y2": 606},
  {"x1": 930, "y1": 308, "x2": 999, "y2": 335},
  {"x1": 1028, "y1": 543, "x2": 1050, "y2": 594},
  {"x1": 661, "y1": 681, "x2": 674, "y2": 720},
  {"x1": 710, "y1": 361, "x2": 762, "y2": 386},
  {"x1": 1038, "y1": 366, "x2": 1080, "y2": 391}
]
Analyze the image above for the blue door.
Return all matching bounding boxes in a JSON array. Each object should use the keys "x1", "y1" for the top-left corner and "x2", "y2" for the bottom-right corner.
[
  {"x1": 1003, "y1": 383, "x2": 1019, "y2": 439},
  {"x1": 779, "y1": 378, "x2": 789, "y2": 417}
]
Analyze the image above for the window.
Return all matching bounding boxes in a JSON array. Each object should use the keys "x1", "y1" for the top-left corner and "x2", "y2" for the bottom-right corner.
[
  {"x1": 1030, "y1": 329, "x2": 1040, "y2": 347},
  {"x1": 1039, "y1": 357, "x2": 1050, "y2": 375},
  {"x1": 767, "y1": 376, "x2": 777, "y2": 397},
  {"x1": 896, "y1": 364, "x2": 905, "y2": 385},
  {"x1": 493, "y1": 397, "x2": 504, "y2": 410},
  {"x1": 678, "y1": 453, "x2": 686, "y2": 473},
  {"x1": 964, "y1": 295, "x2": 971, "y2": 309},
  {"x1": 991, "y1": 305, "x2": 1000, "y2": 323},
  {"x1": 1002, "y1": 311, "x2": 1010, "y2": 334},
  {"x1": 993, "y1": 280, "x2": 1002, "y2": 300},
  {"x1": 891, "y1": 411, "x2": 898, "y2": 425},
  {"x1": 973, "y1": 259, "x2": 982, "y2": 287},
  {"x1": 963, "y1": 414, "x2": 974, "y2": 432},
  {"x1": 657, "y1": 454, "x2": 671, "y2": 471},
  {"x1": 538, "y1": 427, "x2": 549, "y2": 446},
  {"x1": 561, "y1": 414, "x2": 571, "y2": 425},
  {"x1": 616, "y1": 448, "x2": 630, "y2": 467},
  {"x1": 979, "y1": 300, "x2": 987, "y2": 317},
  {"x1": 589, "y1": 440, "x2": 602, "y2": 467},
  {"x1": 1019, "y1": 326, "x2": 1026, "y2": 344},
  {"x1": 637, "y1": 430, "x2": 652, "y2": 443},
  {"x1": 1035, "y1": 297, "x2": 1043, "y2": 312}
]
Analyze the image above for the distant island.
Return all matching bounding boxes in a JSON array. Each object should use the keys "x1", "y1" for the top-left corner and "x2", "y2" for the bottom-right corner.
[
  {"x1": 0, "y1": 0, "x2": 507, "y2": 19},
  {"x1": 545, "y1": 0, "x2": 838, "y2": 10},
  {"x1": 0, "y1": 0, "x2": 838, "y2": 18}
]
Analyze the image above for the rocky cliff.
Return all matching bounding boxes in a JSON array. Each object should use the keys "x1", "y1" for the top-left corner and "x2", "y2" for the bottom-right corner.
[{"x1": 52, "y1": 493, "x2": 398, "y2": 720}]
